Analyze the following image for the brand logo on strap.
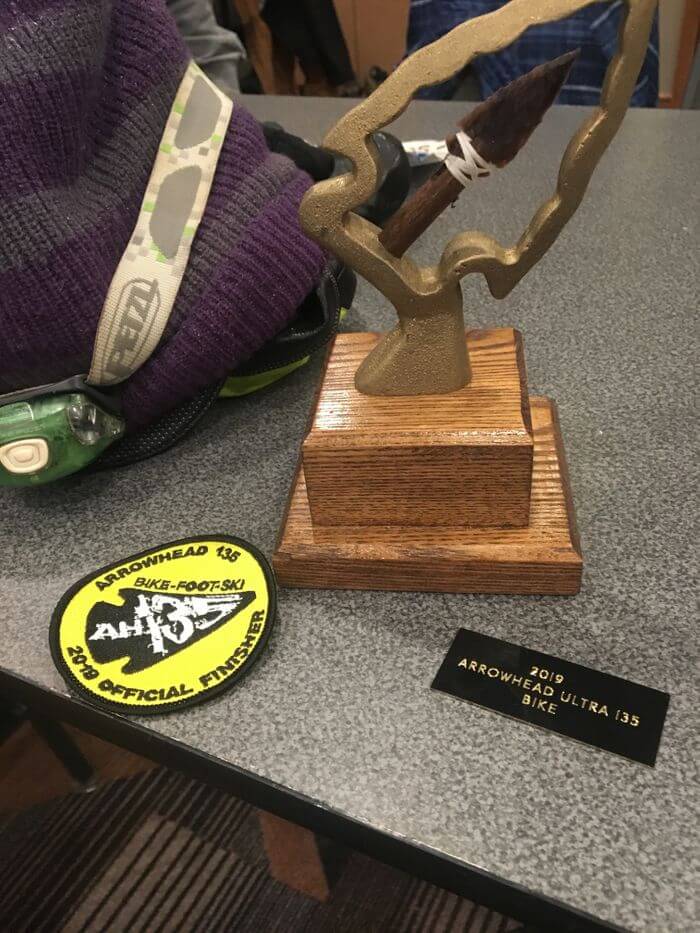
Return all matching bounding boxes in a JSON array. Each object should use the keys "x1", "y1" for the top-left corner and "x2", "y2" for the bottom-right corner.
[{"x1": 103, "y1": 277, "x2": 161, "y2": 382}]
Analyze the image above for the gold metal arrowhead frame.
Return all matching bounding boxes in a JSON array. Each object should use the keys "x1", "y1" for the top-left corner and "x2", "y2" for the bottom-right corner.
[{"x1": 299, "y1": 0, "x2": 657, "y2": 395}]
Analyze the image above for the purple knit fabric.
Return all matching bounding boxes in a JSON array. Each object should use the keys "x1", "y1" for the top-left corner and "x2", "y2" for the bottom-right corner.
[{"x1": 0, "y1": 0, "x2": 325, "y2": 429}]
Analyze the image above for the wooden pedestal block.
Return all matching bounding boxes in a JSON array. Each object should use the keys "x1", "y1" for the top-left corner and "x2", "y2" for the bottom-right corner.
[
  {"x1": 303, "y1": 329, "x2": 533, "y2": 528},
  {"x1": 274, "y1": 330, "x2": 582, "y2": 595}
]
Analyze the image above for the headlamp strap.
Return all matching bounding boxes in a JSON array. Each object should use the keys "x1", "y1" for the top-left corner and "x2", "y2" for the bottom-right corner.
[{"x1": 87, "y1": 62, "x2": 233, "y2": 388}]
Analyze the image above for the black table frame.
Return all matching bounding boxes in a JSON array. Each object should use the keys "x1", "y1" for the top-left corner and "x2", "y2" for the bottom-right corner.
[{"x1": 0, "y1": 667, "x2": 621, "y2": 933}]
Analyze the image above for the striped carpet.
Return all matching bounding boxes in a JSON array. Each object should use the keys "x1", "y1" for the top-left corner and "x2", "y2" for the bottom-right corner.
[{"x1": 0, "y1": 766, "x2": 522, "y2": 932}]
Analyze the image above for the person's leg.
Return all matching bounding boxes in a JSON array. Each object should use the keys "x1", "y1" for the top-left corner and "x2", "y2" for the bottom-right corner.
[{"x1": 300, "y1": 0, "x2": 355, "y2": 88}]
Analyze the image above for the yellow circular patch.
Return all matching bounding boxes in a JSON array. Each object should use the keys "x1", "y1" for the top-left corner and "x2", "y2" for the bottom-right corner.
[{"x1": 50, "y1": 536, "x2": 276, "y2": 714}]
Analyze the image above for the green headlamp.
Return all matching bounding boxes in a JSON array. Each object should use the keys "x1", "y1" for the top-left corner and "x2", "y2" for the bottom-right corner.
[
  {"x1": 0, "y1": 64, "x2": 239, "y2": 488},
  {"x1": 0, "y1": 377, "x2": 124, "y2": 486}
]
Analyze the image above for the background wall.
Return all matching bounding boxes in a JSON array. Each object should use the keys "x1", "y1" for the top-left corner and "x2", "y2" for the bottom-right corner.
[{"x1": 334, "y1": 0, "x2": 410, "y2": 84}]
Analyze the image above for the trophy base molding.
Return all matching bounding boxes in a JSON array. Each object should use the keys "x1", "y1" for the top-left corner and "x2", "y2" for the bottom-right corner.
[{"x1": 274, "y1": 331, "x2": 582, "y2": 595}]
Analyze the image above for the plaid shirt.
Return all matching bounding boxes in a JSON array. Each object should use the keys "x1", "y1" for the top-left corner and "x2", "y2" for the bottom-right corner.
[{"x1": 407, "y1": 0, "x2": 659, "y2": 106}]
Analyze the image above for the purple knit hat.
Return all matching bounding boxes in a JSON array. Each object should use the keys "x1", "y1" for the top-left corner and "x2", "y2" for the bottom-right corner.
[{"x1": 0, "y1": 0, "x2": 325, "y2": 431}]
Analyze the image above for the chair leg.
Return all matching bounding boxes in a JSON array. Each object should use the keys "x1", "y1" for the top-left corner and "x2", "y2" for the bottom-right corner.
[
  {"x1": 0, "y1": 695, "x2": 25, "y2": 744},
  {"x1": 258, "y1": 811, "x2": 331, "y2": 901},
  {"x1": 29, "y1": 717, "x2": 95, "y2": 789}
]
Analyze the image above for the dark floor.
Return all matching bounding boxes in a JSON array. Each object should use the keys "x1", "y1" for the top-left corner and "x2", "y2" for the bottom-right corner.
[{"x1": 0, "y1": 710, "x2": 523, "y2": 932}]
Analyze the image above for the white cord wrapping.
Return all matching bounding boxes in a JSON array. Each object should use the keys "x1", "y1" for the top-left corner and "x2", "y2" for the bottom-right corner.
[{"x1": 443, "y1": 131, "x2": 493, "y2": 186}]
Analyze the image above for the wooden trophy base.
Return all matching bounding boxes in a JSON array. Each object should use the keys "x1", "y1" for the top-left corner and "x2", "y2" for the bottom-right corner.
[{"x1": 274, "y1": 329, "x2": 582, "y2": 595}]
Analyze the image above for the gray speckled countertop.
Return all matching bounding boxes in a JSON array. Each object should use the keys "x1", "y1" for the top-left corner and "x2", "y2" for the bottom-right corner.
[{"x1": 1, "y1": 99, "x2": 698, "y2": 932}]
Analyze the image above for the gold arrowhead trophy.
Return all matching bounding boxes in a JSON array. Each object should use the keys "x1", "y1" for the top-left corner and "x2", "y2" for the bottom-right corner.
[{"x1": 274, "y1": 0, "x2": 657, "y2": 595}]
